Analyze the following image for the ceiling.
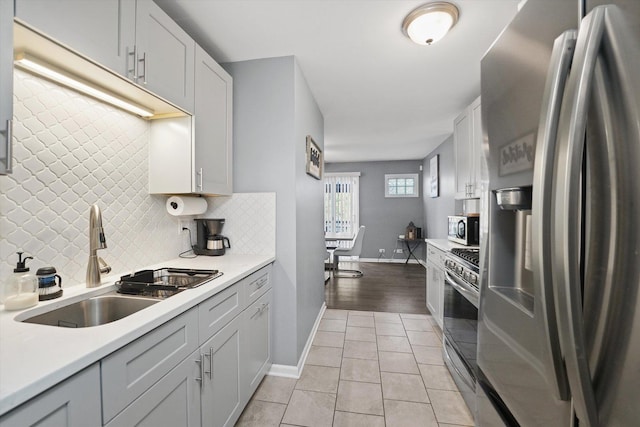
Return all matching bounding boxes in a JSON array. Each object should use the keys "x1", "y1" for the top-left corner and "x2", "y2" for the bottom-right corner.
[{"x1": 155, "y1": 0, "x2": 520, "y2": 163}]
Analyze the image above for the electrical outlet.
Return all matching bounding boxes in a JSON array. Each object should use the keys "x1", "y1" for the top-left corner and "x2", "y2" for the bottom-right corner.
[
  {"x1": 379, "y1": 248, "x2": 385, "y2": 254},
  {"x1": 178, "y1": 219, "x2": 184, "y2": 235},
  {"x1": 395, "y1": 248, "x2": 404, "y2": 253}
]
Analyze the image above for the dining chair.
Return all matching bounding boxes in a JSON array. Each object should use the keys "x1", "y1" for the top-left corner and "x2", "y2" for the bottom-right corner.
[{"x1": 332, "y1": 226, "x2": 366, "y2": 278}]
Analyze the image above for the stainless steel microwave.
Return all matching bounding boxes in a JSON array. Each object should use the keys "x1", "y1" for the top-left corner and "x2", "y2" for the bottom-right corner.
[{"x1": 448, "y1": 215, "x2": 480, "y2": 246}]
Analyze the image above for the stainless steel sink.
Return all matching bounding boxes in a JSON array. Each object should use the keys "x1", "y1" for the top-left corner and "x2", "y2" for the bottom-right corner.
[{"x1": 21, "y1": 294, "x2": 158, "y2": 328}]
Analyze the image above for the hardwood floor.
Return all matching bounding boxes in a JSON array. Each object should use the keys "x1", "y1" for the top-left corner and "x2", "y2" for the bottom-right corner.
[{"x1": 325, "y1": 261, "x2": 428, "y2": 314}]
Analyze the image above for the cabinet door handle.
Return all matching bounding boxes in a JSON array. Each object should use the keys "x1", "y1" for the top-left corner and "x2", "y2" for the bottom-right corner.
[
  {"x1": 3, "y1": 119, "x2": 12, "y2": 174},
  {"x1": 252, "y1": 305, "x2": 262, "y2": 318},
  {"x1": 126, "y1": 46, "x2": 137, "y2": 81},
  {"x1": 137, "y1": 52, "x2": 147, "y2": 85},
  {"x1": 195, "y1": 353, "x2": 205, "y2": 388},
  {"x1": 251, "y1": 302, "x2": 268, "y2": 319},
  {"x1": 198, "y1": 168, "x2": 203, "y2": 191},
  {"x1": 208, "y1": 347, "x2": 214, "y2": 379}
]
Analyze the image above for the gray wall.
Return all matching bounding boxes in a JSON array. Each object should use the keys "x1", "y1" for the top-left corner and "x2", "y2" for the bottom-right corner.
[
  {"x1": 224, "y1": 56, "x2": 325, "y2": 367},
  {"x1": 294, "y1": 64, "x2": 326, "y2": 359},
  {"x1": 325, "y1": 160, "x2": 425, "y2": 260},
  {"x1": 422, "y1": 136, "x2": 461, "y2": 240}
]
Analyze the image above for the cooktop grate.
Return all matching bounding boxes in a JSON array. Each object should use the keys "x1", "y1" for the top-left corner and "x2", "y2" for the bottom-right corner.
[{"x1": 450, "y1": 248, "x2": 480, "y2": 268}]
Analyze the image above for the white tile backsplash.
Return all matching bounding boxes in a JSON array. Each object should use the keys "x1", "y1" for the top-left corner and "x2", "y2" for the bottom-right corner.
[
  {"x1": 2, "y1": 71, "x2": 276, "y2": 291},
  {"x1": 202, "y1": 193, "x2": 276, "y2": 256},
  {"x1": 0, "y1": 70, "x2": 182, "y2": 288}
]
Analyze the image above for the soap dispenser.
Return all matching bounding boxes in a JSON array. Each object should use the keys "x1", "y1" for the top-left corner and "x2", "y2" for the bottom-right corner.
[{"x1": 4, "y1": 252, "x2": 39, "y2": 311}]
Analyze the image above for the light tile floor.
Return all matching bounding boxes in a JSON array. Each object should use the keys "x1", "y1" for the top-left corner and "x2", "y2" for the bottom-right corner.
[{"x1": 236, "y1": 309, "x2": 475, "y2": 427}]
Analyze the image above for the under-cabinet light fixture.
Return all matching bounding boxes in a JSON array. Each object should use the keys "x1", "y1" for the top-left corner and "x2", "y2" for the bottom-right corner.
[
  {"x1": 402, "y1": 2, "x2": 459, "y2": 45},
  {"x1": 14, "y1": 53, "x2": 154, "y2": 118}
]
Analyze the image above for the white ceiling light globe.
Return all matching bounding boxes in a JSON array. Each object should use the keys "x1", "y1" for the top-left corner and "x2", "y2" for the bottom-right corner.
[{"x1": 402, "y1": 2, "x2": 460, "y2": 46}]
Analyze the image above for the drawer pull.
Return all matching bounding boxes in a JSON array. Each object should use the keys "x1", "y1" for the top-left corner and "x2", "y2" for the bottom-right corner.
[{"x1": 254, "y1": 276, "x2": 268, "y2": 290}]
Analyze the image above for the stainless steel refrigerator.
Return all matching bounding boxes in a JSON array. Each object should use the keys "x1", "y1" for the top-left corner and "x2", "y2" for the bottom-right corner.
[{"x1": 478, "y1": 0, "x2": 640, "y2": 425}]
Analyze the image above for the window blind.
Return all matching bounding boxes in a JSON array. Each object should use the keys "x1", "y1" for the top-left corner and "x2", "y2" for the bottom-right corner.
[{"x1": 324, "y1": 173, "x2": 360, "y2": 238}]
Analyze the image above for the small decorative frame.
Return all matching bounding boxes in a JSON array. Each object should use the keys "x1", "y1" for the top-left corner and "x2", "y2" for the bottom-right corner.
[
  {"x1": 430, "y1": 155, "x2": 439, "y2": 197},
  {"x1": 306, "y1": 135, "x2": 323, "y2": 180}
]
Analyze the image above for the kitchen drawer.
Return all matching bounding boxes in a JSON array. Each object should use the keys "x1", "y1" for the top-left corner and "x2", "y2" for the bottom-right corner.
[
  {"x1": 105, "y1": 349, "x2": 201, "y2": 427},
  {"x1": 244, "y1": 265, "x2": 272, "y2": 306},
  {"x1": 427, "y1": 244, "x2": 447, "y2": 269},
  {"x1": 101, "y1": 307, "x2": 199, "y2": 424},
  {"x1": 0, "y1": 364, "x2": 101, "y2": 427},
  {"x1": 198, "y1": 282, "x2": 243, "y2": 344}
]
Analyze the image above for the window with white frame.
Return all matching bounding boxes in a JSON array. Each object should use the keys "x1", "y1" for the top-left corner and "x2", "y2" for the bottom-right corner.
[
  {"x1": 385, "y1": 173, "x2": 419, "y2": 198},
  {"x1": 324, "y1": 173, "x2": 360, "y2": 238}
]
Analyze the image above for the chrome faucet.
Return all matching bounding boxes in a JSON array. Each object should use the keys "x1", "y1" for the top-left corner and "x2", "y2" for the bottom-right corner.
[{"x1": 86, "y1": 204, "x2": 111, "y2": 287}]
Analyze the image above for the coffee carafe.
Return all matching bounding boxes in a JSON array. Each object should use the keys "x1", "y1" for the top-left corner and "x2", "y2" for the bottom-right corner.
[{"x1": 194, "y1": 219, "x2": 231, "y2": 256}]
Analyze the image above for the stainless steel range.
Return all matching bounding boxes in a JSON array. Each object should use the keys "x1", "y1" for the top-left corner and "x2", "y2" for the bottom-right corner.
[{"x1": 443, "y1": 247, "x2": 480, "y2": 418}]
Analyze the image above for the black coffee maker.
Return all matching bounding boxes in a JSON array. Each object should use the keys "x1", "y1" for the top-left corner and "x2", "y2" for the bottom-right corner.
[{"x1": 193, "y1": 219, "x2": 231, "y2": 256}]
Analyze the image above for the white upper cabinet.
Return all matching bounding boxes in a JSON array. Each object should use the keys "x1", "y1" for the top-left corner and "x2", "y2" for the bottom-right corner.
[
  {"x1": 470, "y1": 96, "x2": 483, "y2": 198},
  {"x1": 454, "y1": 109, "x2": 471, "y2": 199},
  {"x1": 0, "y1": 0, "x2": 13, "y2": 175},
  {"x1": 15, "y1": 0, "x2": 136, "y2": 75},
  {"x1": 16, "y1": 0, "x2": 195, "y2": 113},
  {"x1": 149, "y1": 47, "x2": 233, "y2": 196},
  {"x1": 193, "y1": 45, "x2": 233, "y2": 195},
  {"x1": 454, "y1": 96, "x2": 482, "y2": 199},
  {"x1": 134, "y1": 0, "x2": 195, "y2": 113},
  {"x1": 16, "y1": 0, "x2": 231, "y2": 195}
]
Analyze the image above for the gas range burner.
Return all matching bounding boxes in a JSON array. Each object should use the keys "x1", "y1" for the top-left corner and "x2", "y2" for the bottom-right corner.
[{"x1": 450, "y1": 248, "x2": 480, "y2": 268}]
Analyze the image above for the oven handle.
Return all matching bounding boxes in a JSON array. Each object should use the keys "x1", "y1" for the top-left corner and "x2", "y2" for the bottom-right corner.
[
  {"x1": 443, "y1": 337, "x2": 476, "y2": 391},
  {"x1": 445, "y1": 270, "x2": 479, "y2": 308}
]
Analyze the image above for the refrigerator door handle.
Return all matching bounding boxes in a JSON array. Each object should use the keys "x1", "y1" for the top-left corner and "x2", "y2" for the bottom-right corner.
[
  {"x1": 552, "y1": 6, "x2": 627, "y2": 426},
  {"x1": 531, "y1": 29, "x2": 576, "y2": 402}
]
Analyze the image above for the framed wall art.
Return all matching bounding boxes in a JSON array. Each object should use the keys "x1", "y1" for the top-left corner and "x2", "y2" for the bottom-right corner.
[
  {"x1": 306, "y1": 135, "x2": 323, "y2": 179},
  {"x1": 430, "y1": 155, "x2": 439, "y2": 197}
]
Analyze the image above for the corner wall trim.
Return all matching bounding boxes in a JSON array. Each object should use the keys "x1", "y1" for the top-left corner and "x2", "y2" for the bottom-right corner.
[{"x1": 267, "y1": 301, "x2": 326, "y2": 379}]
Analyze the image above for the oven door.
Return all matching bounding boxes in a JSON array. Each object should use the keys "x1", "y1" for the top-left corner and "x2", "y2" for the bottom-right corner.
[{"x1": 443, "y1": 269, "x2": 479, "y2": 412}]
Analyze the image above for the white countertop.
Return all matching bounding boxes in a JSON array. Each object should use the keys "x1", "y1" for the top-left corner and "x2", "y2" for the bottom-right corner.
[
  {"x1": 425, "y1": 238, "x2": 479, "y2": 253},
  {"x1": 0, "y1": 253, "x2": 275, "y2": 416}
]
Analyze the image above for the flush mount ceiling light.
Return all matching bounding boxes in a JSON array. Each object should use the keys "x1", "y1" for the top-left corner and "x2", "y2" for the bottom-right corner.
[
  {"x1": 14, "y1": 53, "x2": 154, "y2": 117},
  {"x1": 402, "y1": 2, "x2": 459, "y2": 45}
]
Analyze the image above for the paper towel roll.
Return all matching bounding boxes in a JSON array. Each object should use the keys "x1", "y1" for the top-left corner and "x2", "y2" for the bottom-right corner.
[{"x1": 166, "y1": 196, "x2": 208, "y2": 216}]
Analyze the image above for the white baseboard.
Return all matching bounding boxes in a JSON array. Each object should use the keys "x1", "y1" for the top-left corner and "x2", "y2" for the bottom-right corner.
[
  {"x1": 359, "y1": 257, "x2": 421, "y2": 264},
  {"x1": 266, "y1": 364, "x2": 300, "y2": 378},
  {"x1": 267, "y1": 301, "x2": 326, "y2": 379}
]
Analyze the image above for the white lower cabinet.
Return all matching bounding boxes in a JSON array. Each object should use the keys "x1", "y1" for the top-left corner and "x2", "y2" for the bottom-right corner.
[
  {"x1": 108, "y1": 264, "x2": 271, "y2": 427},
  {"x1": 242, "y1": 289, "x2": 272, "y2": 399},
  {"x1": 200, "y1": 315, "x2": 243, "y2": 427},
  {"x1": 101, "y1": 308, "x2": 199, "y2": 424},
  {"x1": 105, "y1": 353, "x2": 202, "y2": 427},
  {"x1": 0, "y1": 364, "x2": 101, "y2": 427},
  {"x1": 426, "y1": 244, "x2": 446, "y2": 329},
  {"x1": 1, "y1": 264, "x2": 272, "y2": 427}
]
